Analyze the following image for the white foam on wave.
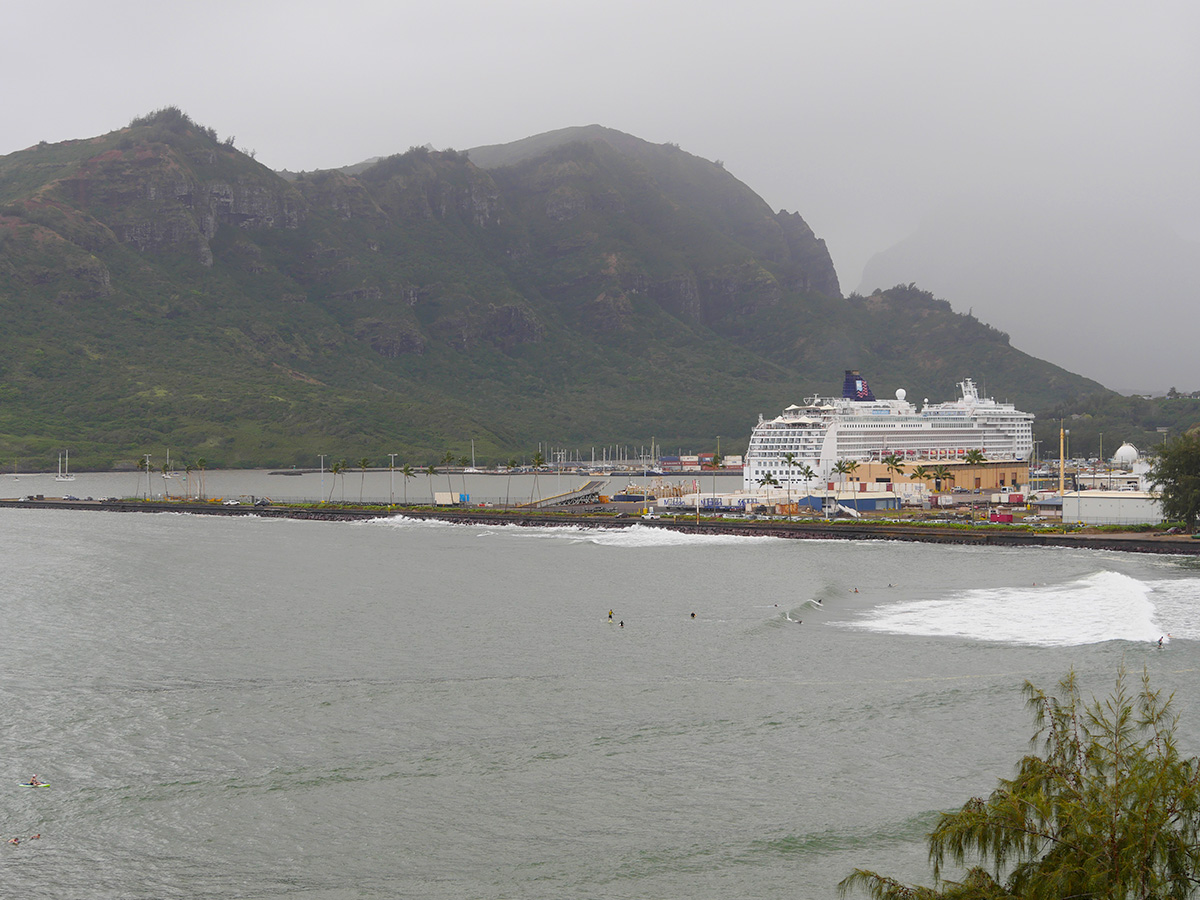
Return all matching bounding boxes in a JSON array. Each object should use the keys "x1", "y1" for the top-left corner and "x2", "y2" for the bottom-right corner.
[
  {"x1": 847, "y1": 571, "x2": 1166, "y2": 647},
  {"x1": 1137, "y1": 578, "x2": 1200, "y2": 642},
  {"x1": 371, "y1": 516, "x2": 772, "y2": 548},
  {"x1": 500, "y1": 522, "x2": 774, "y2": 548},
  {"x1": 370, "y1": 514, "x2": 459, "y2": 530}
]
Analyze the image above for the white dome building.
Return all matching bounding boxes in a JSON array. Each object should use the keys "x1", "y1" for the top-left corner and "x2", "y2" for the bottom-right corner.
[{"x1": 1113, "y1": 442, "x2": 1140, "y2": 468}]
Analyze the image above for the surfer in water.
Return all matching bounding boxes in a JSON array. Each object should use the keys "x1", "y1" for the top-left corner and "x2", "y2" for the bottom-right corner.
[
  {"x1": 1158, "y1": 636, "x2": 1165, "y2": 649},
  {"x1": 609, "y1": 609, "x2": 613, "y2": 622}
]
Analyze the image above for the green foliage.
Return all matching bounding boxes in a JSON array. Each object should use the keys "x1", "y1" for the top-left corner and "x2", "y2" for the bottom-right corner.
[
  {"x1": 840, "y1": 667, "x2": 1200, "y2": 900},
  {"x1": 1148, "y1": 432, "x2": 1200, "y2": 530}
]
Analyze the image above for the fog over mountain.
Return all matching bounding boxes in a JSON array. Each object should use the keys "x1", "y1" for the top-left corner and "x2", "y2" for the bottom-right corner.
[
  {"x1": 5, "y1": 1, "x2": 1198, "y2": 392},
  {"x1": 858, "y1": 198, "x2": 1200, "y2": 393}
]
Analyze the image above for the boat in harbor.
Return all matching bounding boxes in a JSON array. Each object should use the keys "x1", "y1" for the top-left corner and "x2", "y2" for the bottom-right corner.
[
  {"x1": 743, "y1": 370, "x2": 1033, "y2": 491},
  {"x1": 55, "y1": 450, "x2": 75, "y2": 482}
]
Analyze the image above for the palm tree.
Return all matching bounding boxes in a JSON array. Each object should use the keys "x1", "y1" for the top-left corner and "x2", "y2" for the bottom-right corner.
[
  {"x1": 962, "y1": 449, "x2": 985, "y2": 494},
  {"x1": 882, "y1": 453, "x2": 906, "y2": 485},
  {"x1": 425, "y1": 464, "x2": 437, "y2": 505},
  {"x1": 401, "y1": 464, "x2": 414, "y2": 505},
  {"x1": 184, "y1": 462, "x2": 194, "y2": 500},
  {"x1": 458, "y1": 455, "x2": 470, "y2": 498},
  {"x1": 932, "y1": 464, "x2": 953, "y2": 493},
  {"x1": 442, "y1": 451, "x2": 456, "y2": 501},
  {"x1": 831, "y1": 459, "x2": 852, "y2": 500},
  {"x1": 756, "y1": 472, "x2": 779, "y2": 514},
  {"x1": 910, "y1": 464, "x2": 932, "y2": 492},
  {"x1": 136, "y1": 456, "x2": 148, "y2": 499},
  {"x1": 782, "y1": 452, "x2": 798, "y2": 511},
  {"x1": 830, "y1": 459, "x2": 861, "y2": 512},
  {"x1": 844, "y1": 460, "x2": 861, "y2": 511},
  {"x1": 358, "y1": 457, "x2": 370, "y2": 502},
  {"x1": 796, "y1": 463, "x2": 817, "y2": 509},
  {"x1": 505, "y1": 457, "x2": 518, "y2": 508},
  {"x1": 195, "y1": 457, "x2": 208, "y2": 500},
  {"x1": 530, "y1": 451, "x2": 545, "y2": 504},
  {"x1": 329, "y1": 459, "x2": 346, "y2": 503}
]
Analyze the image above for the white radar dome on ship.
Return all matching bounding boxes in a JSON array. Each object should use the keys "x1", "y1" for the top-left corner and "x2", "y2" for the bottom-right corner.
[
  {"x1": 895, "y1": 389, "x2": 906, "y2": 401},
  {"x1": 1113, "y1": 443, "x2": 1139, "y2": 466}
]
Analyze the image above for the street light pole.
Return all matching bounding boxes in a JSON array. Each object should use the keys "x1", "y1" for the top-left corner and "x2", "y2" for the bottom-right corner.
[
  {"x1": 319, "y1": 454, "x2": 326, "y2": 502},
  {"x1": 713, "y1": 434, "x2": 720, "y2": 513},
  {"x1": 389, "y1": 453, "x2": 398, "y2": 505}
]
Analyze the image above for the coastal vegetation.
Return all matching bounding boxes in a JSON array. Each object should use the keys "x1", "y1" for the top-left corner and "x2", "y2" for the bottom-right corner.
[
  {"x1": 1148, "y1": 431, "x2": 1200, "y2": 531},
  {"x1": 840, "y1": 667, "x2": 1200, "y2": 900}
]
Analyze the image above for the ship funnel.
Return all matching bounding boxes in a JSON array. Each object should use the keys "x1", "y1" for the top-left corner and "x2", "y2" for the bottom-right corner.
[{"x1": 842, "y1": 370, "x2": 875, "y2": 401}]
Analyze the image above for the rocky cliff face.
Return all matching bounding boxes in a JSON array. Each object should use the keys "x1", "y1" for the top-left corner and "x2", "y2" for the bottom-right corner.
[
  {"x1": 775, "y1": 210, "x2": 841, "y2": 297},
  {"x1": 48, "y1": 139, "x2": 308, "y2": 268}
]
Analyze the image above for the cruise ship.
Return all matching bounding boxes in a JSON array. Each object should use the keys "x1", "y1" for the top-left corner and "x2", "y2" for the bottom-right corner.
[{"x1": 743, "y1": 371, "x2": 1034, "y2": 491}]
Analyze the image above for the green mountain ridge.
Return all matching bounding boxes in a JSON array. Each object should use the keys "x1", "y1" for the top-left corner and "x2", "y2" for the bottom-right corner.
[{"x1": 0, "y1": 108, "x2": 1140, "y2": 471}]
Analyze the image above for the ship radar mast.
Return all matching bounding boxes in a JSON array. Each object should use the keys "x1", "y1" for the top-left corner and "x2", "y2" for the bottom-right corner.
[{"x1": 958, "y1": 378, "x2": 979, "y2": 401}]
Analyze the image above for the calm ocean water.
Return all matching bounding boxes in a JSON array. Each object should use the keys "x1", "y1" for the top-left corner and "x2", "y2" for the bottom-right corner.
[{"x1": 3, "y1": 498, "x2": 1200, "y2": 899}]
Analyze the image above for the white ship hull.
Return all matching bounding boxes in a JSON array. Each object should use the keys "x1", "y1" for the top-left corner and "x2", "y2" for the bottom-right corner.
[{"x1": 743, "y1": 373, "x2": 1033, "y2": 492}]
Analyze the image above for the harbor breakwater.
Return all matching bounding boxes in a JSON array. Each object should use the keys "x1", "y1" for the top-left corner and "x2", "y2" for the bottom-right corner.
[{"x1": 2, "y1": 498, "x2": 1198, "y2": 556}]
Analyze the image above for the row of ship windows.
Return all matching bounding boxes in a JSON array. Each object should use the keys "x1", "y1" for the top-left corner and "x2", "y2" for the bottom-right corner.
[{"x1": 757, "y1": 427, "x2": 1030, "y2": 438}]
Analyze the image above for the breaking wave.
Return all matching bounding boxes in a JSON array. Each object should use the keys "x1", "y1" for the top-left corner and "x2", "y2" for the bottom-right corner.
[{"x1": 846, "y1": 571, "x2": 1186, "y2": 646}]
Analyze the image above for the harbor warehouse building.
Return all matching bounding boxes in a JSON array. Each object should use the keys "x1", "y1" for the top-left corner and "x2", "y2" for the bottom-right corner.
[{"x1": 1062, "y1": 491, "x2": 1162, "y2": 526}]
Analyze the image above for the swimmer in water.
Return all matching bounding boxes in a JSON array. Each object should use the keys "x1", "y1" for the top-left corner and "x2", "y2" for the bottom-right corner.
[
  {"x1": 690, "y1": 612, "x2": 696, "y2": 619},
  {"x1": 608, "y1": 609, "x2": 613, "y2": 621},
  {"x1": 619, "y1": 620, "x2": 624, "y2": 628}
]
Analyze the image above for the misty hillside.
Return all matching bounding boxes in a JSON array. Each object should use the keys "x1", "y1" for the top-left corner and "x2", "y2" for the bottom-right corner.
[
  {"x1": 858, "y1": 202, "x2": 1200, "y2": 393},
  {"x1": 0, "y1": 108, "x2": 1110, "y2": 469}
]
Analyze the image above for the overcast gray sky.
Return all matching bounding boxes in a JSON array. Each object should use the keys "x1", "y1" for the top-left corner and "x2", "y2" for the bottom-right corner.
[{"x1": 8, "y1": 0, "x2": 1198, "y2": 390}]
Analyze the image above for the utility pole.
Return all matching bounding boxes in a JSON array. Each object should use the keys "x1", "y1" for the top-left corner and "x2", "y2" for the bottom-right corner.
[
  {"x1": 389, "y1": 453, "x2": 398, "y2": 505},
  {"x1": 319, "y1": 454, "x2": 326, "y2": 502}
]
